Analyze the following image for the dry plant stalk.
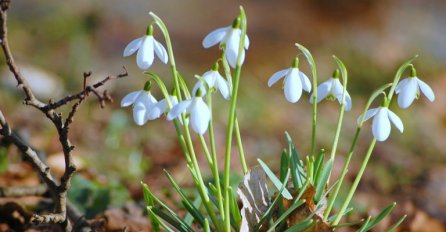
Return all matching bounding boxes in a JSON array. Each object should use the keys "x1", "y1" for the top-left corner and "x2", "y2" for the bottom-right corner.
[{"x1": 0, "y1": 1, "x2": 127, "y2": 230}]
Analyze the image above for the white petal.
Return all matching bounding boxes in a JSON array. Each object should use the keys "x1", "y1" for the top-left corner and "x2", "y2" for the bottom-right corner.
[
  {"x1": 123, "y1": 37, "x2": 143, "y2": 57},
  {"x1": 146, "y1": 106, "x2": 163, "y2": 120},
  {"x1": 215, "y1": 74, "x2": 231, "y2": 99},
  {"x1": 202, "y1": 70, "x2": 218, "y2": 87},
  {"x1": 312, "y1": 80, "x2": 331, "y2": 103},
  {"x1": 343, "y1": 92, "x2": 353, "y2": 111},
  {"x1": 167, "y1": 99, "x2": 192, "y2": 120},
  {"x1": 268, "y1": 69, "x2": 288, "y2": 87},
  {"x1": 133, "y1": 101, "x2": 148, "y2": 126},
  {"x1": 136, "y1": 36, "x2": 155, "y2": 70},
  {"x1": 226, "y1": 46, "x2": 244, "y2": 68},
  {"x1": 372, "y1": 108, "x2": 391, "y2": 141},
  {"x1": 416, "y1": 78, "x2": 435, "y2": 102},
  {"x1": 244, "y1": 35, "x2": 250, "y2": 49},
  {"x1": 202, "y1": 26, "x2": 229, "y2": 48},
  {"x1": 153, "y1": 39, "x2": 169, "y2": 64},
  {"x1": 387, "y1": 109, "x2": 404, "y2": 133},
  {"x1": 299, "y1": 71, "x2": 312, "y2": 92},
  {"x1": 190, "y1": 98, "x2": 211, "y2": 135},
  {"x1": 397, "y1": 78, "x2": 417, "y2": 109},
  {"x1": 331, "y1": 79, "x2": 344, "y2": 96},
  {"x1": 120, "y1": 91, "x2": 142, "y2": 107},
  {"x1": 395, "y1": 78, "x2": 409, "y2": 93},
  {"x1": 154, "y1": 98, "x2": 169, "y2": 113},
  {"x1": 357, "y1": 108, "x2": 379, "y2": 125},
  {"x1": 284, "y1": 69, "x2": 302, "y2": 103}
]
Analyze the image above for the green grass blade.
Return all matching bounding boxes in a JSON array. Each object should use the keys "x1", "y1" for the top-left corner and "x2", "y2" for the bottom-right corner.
[
  {"x1": 364, "y1": 202, "x2": 396, "y2": 231},
  {"x1": 164, "y1": 171, "x2": 205, "y2": 227},
  {"x1": 314, "y1": 159, "x2": 333, "y2": 202},
  {"x1": 358, "y1": 216, "x2": 371, "y2": 232},
  {"x1": 284, "y1": 218, "x2": 314, "y2": 232},
  {"x1": 147, "y1": 206, "x2": 174, "y2": 232},
  {"x1": 386, "y1": 214, "x2": 407, "y2": 232},
  {"x1": 266, "y1": 200, "x2": 306, "y2": 232},
  {"x1": 258, "y1": 159, "x2": 293, "y2": 200}
]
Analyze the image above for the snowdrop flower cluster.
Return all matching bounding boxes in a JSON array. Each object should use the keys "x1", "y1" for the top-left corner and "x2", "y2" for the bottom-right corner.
[
  {"x1": 202, "y1": 17, "x2": 250, "y2": 68},
  {"x1": 192, "y1": 64, "x2": 231, "y2": 100},
  {"x1": 120, "y1": 82, "x2": 162, "y2": 126},
  {"x1": 268, "y1": 58, "x2": 312, "y2": 103},
  {"x1": 359, "y1": 106, "x2": 404, "y2": 141},
  {"x1": 123, "y1": 25, "x2": 168, "y2": 70},
  {"x1": 310, "y1": 69, "x2": 352, "y2": 111},
  {"x1": 395, "y1": 66, "x2": 435, "y2": 109},
  {"x1": 167, "y1": 87, "x2": 211, "y2": 135}
]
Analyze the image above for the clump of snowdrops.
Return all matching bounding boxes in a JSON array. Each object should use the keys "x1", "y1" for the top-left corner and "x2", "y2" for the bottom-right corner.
[{"x1": 119, "y1": 6, "x2": 435, "y2": 232}]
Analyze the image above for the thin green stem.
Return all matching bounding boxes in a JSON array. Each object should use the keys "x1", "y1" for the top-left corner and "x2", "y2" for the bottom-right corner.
[
  {"x1": 332, "y1": 138, "x2": 376, "y2": 225},
  {"x1": 207, "y1": 92, "x2": 225, "y2": 220},
  {"x1": 150, "y1": 12, "x2": 182, "y2": 101},
  {"x1": 223, "y1": 7, "x2": 247, "y2": 231},
  {"x1": 199, "y1": 136, "x2": 214, "y2": 169},
  {"x1": 235, "y1": 117, "x2": 248, "y2": 174},
  {"x1": 182, "y1": 118, "x2": 221, "y2": 230}
]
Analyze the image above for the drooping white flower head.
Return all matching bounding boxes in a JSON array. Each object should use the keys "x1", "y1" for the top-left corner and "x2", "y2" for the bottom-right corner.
[
  {"x1": 120, "y1": 82, "x2": 162, "y2": 126},
  {"x1": 310, "y1": 69, "x2": 352, "y2": 111},
  {"x1": 268, "y1": 58, "x2": 312, "y2": 103},
  {"x1": 358, "y1": 107, "x2": 404, "y2": 141},
  {"x1": 123, "y1": 25, "x2": 168, "y2": 70},
  {"x1": 395, "y1": 67, "x2": 435, "y2": 109},
  {"x1": 167, "y1": 89, "x2": 211, "y2": 135},
  {"x1": 192, "y1": 64, "x2": 231, "y2": 100},
  {"x1": 202, "y1": 17, "x2": 249, "y2": 68}
]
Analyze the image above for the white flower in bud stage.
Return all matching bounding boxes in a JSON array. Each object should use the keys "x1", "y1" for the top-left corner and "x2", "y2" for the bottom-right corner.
[
  {"x1": 167, "y1": 93, "x2": 211, "y2": 135},
  {"x1": 192, "y1": 69, "x2": 230, "y2": 100},
  {"x1": 358, "y1": 107, "x2": 404, "y2": 142},
  {"x1": 268, "y1": 60, "x2": 312, "y2": 103},
  {"x1": 121, "y1": 90, "x2": 162, "y2": 126},
  {"x1": 310, "y1": 71, "x2": 352, "y2": 111},
  {"x1": 123, "y1": 25, "x2": 168, "y2": 70},
  {"x1": 395, "y1": 76, "x2": 435, "y2": 109},
  {"x1": 202, "y1": 18, "x2": 249, "y2": 68}
]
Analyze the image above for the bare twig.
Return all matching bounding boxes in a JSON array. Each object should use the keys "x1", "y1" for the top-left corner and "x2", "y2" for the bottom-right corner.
[{"x1": 0, "y1": 2, "x2": 127, "y2": 231}]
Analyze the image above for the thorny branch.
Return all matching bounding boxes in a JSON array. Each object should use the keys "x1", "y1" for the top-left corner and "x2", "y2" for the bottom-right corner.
[{"x1": 0, "y1": 2, "x2": 127, "y2": 231}]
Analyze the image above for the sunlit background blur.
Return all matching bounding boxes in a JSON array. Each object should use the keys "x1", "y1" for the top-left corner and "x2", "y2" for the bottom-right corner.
[{"x1": 1, "y1": 0, "x2": 446, "y2": 230}]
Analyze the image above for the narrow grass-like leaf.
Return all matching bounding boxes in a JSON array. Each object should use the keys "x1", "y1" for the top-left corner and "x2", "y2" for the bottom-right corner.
[
  {"x1": 314, "y1": 159, "x2": 333, "y2": 202},
  {"x1": 164, "y1": 171, "x2": 205, "y2": 227},
  {"x1": 144, "y1": 72, "x2": 173, "y2": 107},
  {"x1": 364, "y1": 202, "x2": 396, "y2": 231},
  {"x1": 254, "y1": 170, "x2": 290, "y2": 231},
  {"x1": 313, "y1": 149, "x2": 325, "y2": 185},
  {"x1": 141, "y1": 182, "x2": 194, "y2": 232},
  {"x1": 386, "y1": 214, "x2": 407, "y2": 232},
  {"x1": 141, "y1": 182, "x2": 160, "y2": 231},
  {"x1": 258, "y1": 159, "x2": 293, "y2": 200},
  {"x1": 284, "y1": 218, "x2": 314, "y2": 232},
  {"x1": 184, "y1": 196, "x2": 201, "y2": 226},
  {"x1": 358, "y1": 216, "x2": 372, "y2": 232},
  {"x1": 229, "y1": 186, "x2": 241, "y2": 231},
  {"x1": 177, "y1": 71, "x2": 191, "y2": 99},
  {"x1": 328, "y1": 207, "x2": 353, "y2": 223},
  {"x1": 147, "y1": 206, "x2": 175, "y2": 232},
  {"x1": 286, "y1": 132, "x2": 306, "y2": 189},
  {"x1": 280, "y1": 149, "x2": 289, "y2": 182},
  {"x1": 203, "y1": 218, "x2": 210, "y2": 232},
  {"x1": 151, "y1": 207, "x2": 193, "y2": 232}
]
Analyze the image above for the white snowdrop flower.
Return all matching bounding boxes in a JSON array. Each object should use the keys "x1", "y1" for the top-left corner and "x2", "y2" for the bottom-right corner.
[
  {"x1": 310, "y1": 69, "x2": 352, "y2": 111},
  {"x1": 395, "y1": 67, "x2": 435, "y2": 108},
  {"x1": 358, "y1": 107, "x2": 404, "y2": 142},
  {"x1": 192, "y1": 65, "x2": 231, "y2": 100},
  {"x1": 167, "y1": 90, "x2": 211, "y2": 135},
  {"x1": 202, "y1": 17, "x2": 249, "y2": 68},
  {"x1": 268, "y1": 58, "x2": 312, "y2": 103},
  {"x1": 123, "y1": 25, "x2": 168, "y2": 70}
]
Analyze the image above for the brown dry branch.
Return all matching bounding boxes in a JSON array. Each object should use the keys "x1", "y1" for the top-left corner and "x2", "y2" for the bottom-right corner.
[{"x1": 0, "y1": 2, "x2": 128, "y2": 231}]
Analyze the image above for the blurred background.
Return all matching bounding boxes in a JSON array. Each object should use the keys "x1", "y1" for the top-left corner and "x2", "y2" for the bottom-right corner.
[{"x1": 0, "y1": 0, "x2": 445, "y2": 231}]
